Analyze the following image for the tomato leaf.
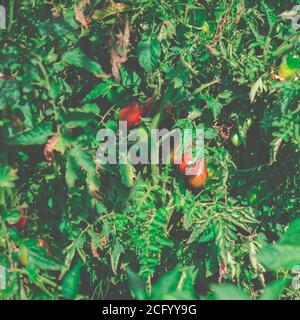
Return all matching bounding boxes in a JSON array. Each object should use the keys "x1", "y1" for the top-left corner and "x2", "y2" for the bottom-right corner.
[
  {"x1": 7, "y1": 123, "x2": 53, "y2": 146},
  {"x1": 137, "y1": 35, "x2": 161, "y2": 73},
  {"x1": 62, "y1": 48, "x2": 103, "y2": 77},
  {"x1": 62, "y1": 261, "x2": 82, "y2": 299}
]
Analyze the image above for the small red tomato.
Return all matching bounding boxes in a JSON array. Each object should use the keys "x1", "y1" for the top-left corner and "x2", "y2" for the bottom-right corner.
[
  {"x1": 118, "y1": 101, "x2": 144, "y2": 128},
  {"x1": 178, "y1": 151, "x2": 194, "y2": 174},
  {"x1": 178, "y1": 148, "x2": 201, "y2": 175},
  {"x1": 188, "y1": 160, "x2": 208, "y2": 188},
  {"x1": 14, "y1": 215, "x2": 28, "y2": 230}
]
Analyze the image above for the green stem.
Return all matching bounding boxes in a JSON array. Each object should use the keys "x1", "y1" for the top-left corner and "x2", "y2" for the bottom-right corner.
[
  {"x1": 176, "y1": 78, "x2": 221, "y2": 105},
  {"x1": 0, "y1": 188, "x2": 5, "y2": 207},
  {"x1": 8, "y1": 0, "x2": 14, "y2": 32},
  {"x1": 37, "y1": 60, "x2": 51, "y2": 91},
  {"x1": 150, "y1": 112, "x2": 162, "y2": 183}
]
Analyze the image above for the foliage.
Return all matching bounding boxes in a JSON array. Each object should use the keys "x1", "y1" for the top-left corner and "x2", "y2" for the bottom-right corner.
[{"x1": 0, "y1": 0, "x2": 299, "y2": 300}]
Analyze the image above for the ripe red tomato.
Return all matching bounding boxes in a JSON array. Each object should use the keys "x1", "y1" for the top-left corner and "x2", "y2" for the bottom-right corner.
[
  {"x1": 177, "y1": 143, "x2": 198, "y2": 173},
  {"x1": 178, "y1": 151, "x2": 194, "y2": 174},
  {"x1": 118, "y1": 101, "x2": 144, "y2": 128},
  {"x1": 10, "y1": 209, "x2": 28, "y2": 230},
  {"x1": 178, "y1": 152, "x2": 208, "y2": 188},
  {"x1": 188, "y1": 160, "x2": 208, "y2": 188},
  {"x1": 14, "y1": 216, "x2": 28, "y2": 229}
]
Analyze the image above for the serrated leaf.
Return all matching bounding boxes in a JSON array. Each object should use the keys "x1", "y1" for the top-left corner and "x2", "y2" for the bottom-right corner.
[
  {"x1": 69, "y1": 146, "x2": 99, "y2": 192},
  {"x1": 38, "y1": 10, "x2": 79, "y2": 37},
  {"x1": 119, "y1": 161, "x2": 136, "y2": 188},
  {"x1": 62, "y1": 48, "x2": 103, "y2": 76},
  {"x1": 111, "y1": 242, "x2": 124, "y2": 275},
  {"x1": 0, "y1": 166, "x2": 18, "y2": 188},
  {"x1": 206, "y1": 96, "x2": 222, "y2": 119},
  {"x1": 250, "y1": 77, "x2": 264, "y2": 103},
  {"x1": 0, "y1": 79, "x2": 20, "y2": 110},
  {"x1": 3, "y1": 210, "x2": 21, "y2": 225},
  {"x1": 81, "y1": 103, "x2": 100, "y2": 115},
  {"x1": 7, "y1": 123, "x2": 53, "y2": 146},
  {"x1": 62, "y1": 111, "x2": 95, "y2": 129},
  {"x1": 137, "y1": 36, "x2": 161, "y2": 73},
  {"x1": 66, "y1": 155, "x2": 78, "y2": 189},
  {"x1": 83, "y1": 80, "x2": 117, "y2": 101},
  {"x1": 22, "y1": 239, "x2": 63, "y2": 271},
  {"x1": 92, "y1": 3, "x2": 126, "y2": 21}
]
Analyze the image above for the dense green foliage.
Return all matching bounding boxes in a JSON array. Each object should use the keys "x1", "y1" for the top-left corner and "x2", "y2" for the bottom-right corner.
[{"x1": 0, "y1": 0, "x2": 299, "y2": 300}]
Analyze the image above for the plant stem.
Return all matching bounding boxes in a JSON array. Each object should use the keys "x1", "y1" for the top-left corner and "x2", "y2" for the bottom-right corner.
[{"x1": 8, "y1": 0, "x2": 14, "y2": 32}]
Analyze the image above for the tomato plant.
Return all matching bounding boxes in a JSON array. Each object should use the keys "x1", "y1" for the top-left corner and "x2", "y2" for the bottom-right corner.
[{"x1": 0, "y1": 0, "x2": 300, "y2": 301}]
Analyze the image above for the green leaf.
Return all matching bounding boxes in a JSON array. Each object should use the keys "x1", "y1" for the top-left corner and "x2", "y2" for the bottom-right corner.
[
  {"x1": 151, "y1": 267, "x2": 195, "y2": 300},
  {"x1": 250, "y1": 77, "x2": 264, "y2": 103},
  {"x1": 111, "y1": 241, "x2": 124, "y2": 275},
  {"x1": 62, "y1": 112, "x2": 95, "y2": 129},
  {"x1": 38, "y1": 10, "x2": 79, "y2": 37},
  {"x1": 81, "y1": 103, "x2": 100, "y2": 115},
  {"x1": 211, "y1": 284, "x2": 251, "y2": 300},
  {"x1": 279, "y1": 218, "x2": 300, "y2": 246},
  {"x1": 69, "y1": 146, "x2": 99, "y2": 193},
  {"x1": 62, "y1": 48, "x2": 103, "y2": 76},
  {"x1": 83, "y1": 80, "x2": 118, "y2": 101},
  {"x1": 66, "y1": 155, "x2": 78, "y2": 189},
  {"x1": 259, "y1": 279, "x2": 289, "y2": 300},
  {"x1": 206, "y1": 96, "x2": 222, "y2": 119},
  {"x1": 188, "y1": 9, "x2": 206, "y2": 27},
  {"x1": 137, "y1": 35, "x2": 161, "y2": 73},
  {"x1": 22, "y1": 239, "x2": 63, "y2": 271},
  {"x1": 62, "y1": 261, "x2": 82, "y2": 299},
  {"x1": 260, "y1": 0, "x2": 277, "y2": 27},
  {"x1": 0, "y1": 79, "x2": 20, "y2": 110},
  {"x1": 7, "y1": 123, "x2": 53, "y2": 146},
  {"x1": 119, "y1": 162, "x2": 136, "y2": 188},
  {"x1": 3, "y1": 210, "x2": 21, "y2": 225},
  {"x1": 0, "y1": 166, "x2": 18, "y2": 188},
  {"x1": 126, "y1": 268, "x2": 147, "y2": 300},
  {"x1": 92, "y1": 3, "x2": 127, "y2": 21},
  {"x1": 257, "y1": 244, "x2": 300, "y2": 270}
]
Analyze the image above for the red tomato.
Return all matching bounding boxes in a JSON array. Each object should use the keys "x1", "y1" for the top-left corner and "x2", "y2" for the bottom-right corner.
[
  {"x1": 178, "y1": 152, "x2": 208, "y2": 188},
  {"x1": 188, "y1": 160, "x2": 208, "y2": 188},
  {"x1": 14, "y1": 215, "x2": 28, "y2": 230},
  {"x1": 118, "y1": 101, "x2": 144, "y2": 128},
  {"x1": 178, "y1": 151, "x2": 194, "y2": 174}
]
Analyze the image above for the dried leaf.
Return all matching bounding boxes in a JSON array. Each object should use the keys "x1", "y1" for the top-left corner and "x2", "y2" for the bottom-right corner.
[
  {"x1": 74, "y1": 0, "x2": 90, "y2": 29},
  {"x1": 110, "y1": 18, "x2": 130, "y2": 82},
  {"x1": 44, "y1": 135, "x2": 59, "y2": 165}
]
